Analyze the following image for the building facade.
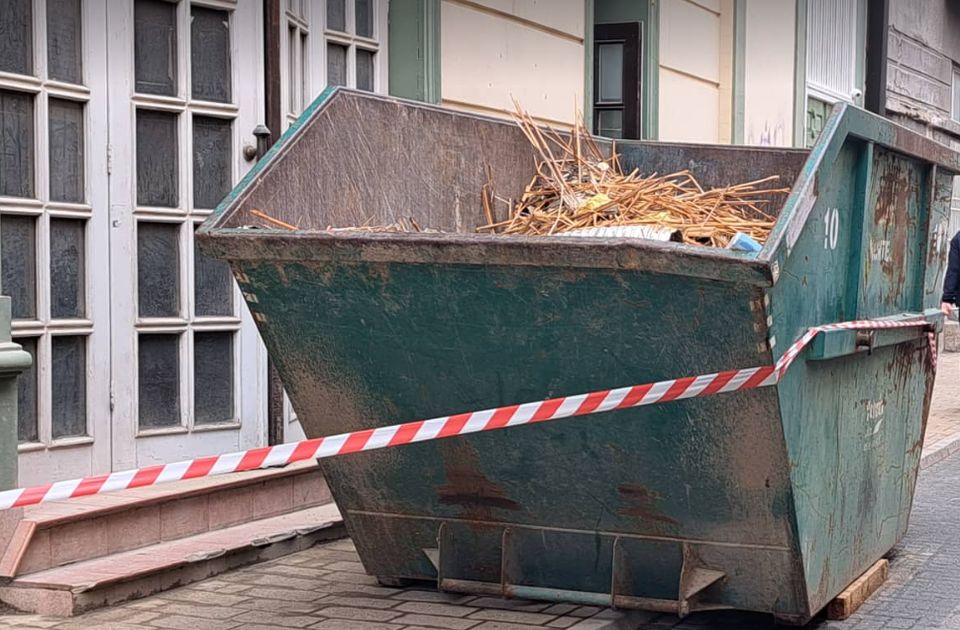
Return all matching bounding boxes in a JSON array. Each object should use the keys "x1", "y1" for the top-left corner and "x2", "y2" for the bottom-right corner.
[
  {"x1": 880, "y1": 0, "x2": 960, "y2": 235},
  {"x1": 1, "y1": 0, "x2": 957, "y2": 489}
]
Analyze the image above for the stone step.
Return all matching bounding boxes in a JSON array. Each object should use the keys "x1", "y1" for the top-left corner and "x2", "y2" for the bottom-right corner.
[
  {"x1": 0, "y1": 460, "x2": 330, "y2": 579},
  {"x1": 0, "y1": 503, "x2": 344, "y2": 616}
]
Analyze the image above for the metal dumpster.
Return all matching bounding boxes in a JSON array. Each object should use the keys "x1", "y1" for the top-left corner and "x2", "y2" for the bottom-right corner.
[{"x1": 198, "y1": 88, "x2": 959, "y2": 624}]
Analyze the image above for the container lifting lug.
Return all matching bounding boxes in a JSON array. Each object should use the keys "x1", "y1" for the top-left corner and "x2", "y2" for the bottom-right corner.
[{"x1": 856, "y1": 330, "x2": 876, "y2": 354}]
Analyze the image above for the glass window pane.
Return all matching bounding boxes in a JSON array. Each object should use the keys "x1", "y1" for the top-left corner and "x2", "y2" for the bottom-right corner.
[
  {"x1": 50, "y1": 219, "x2": 85, "y2": 319},
  {"x1": 191, "y1": 6, "x2": 231, "y2": 103},
  {"x1": 48, "y1": 98, "x2": 84, "y2": 203},
  {"x1": 138, "y1": 334, "x2": 180, "y2": 428},
  {"x1": 597, "y1": 109, "x2": 623, "y2": 139},
  {"x1": 954, "y1": 69, "x2": 960, "y2": 122},
  {"x1": 287, "y1": 25, "x2": 298, "y2": 113},
  {"x1": 51, "y1": 335, "x2": 86, "y2": 438},
  {"x1": 192, "y1": 116, "x2": 232, "y2": 209},
  {"x1": 356, "y1": 49, "x2": 374, "y2": 92},
  {"x1": 194, "y1": 331, "x2": 234, "y2": 424},
  {"x1": 136, "y1": 109, "x2": 179, "y2": 207},
  {"x1": 16, "y1": 337, "x2": 38, "y2": 443},
  {"x1": 0, "y1": 90, "x2": 35, "y2": 198},
  {"x1": 135, "y1": 0, "x2": 178, "y2": 96},
  {"x1": 327, "y1": 43, "x2": 346, "y2": 87},
  {"x1": 137, "y1": 222, "x2": 180, "y2": 317},
  {"x1": 327, "y1": 0, "x2": 345, "y2": 31},
  {"x1": 0, "y1": 214, "x2": 36, "y2": 319},
  {"x1": 0, "y1": 0, "x2": 33, "y2": 75},
  {"x1": 300, "y1": 32, "x2": 308, "y2": 106},
  {"x1": 195, "y1": 232, "x2": 233, "y2": 316},
  {"x1": 47, "y1": 0, "x2": 82, "y2": 84},
  {"x1": 598, "y1": 43, "x2": 623, "y2": 103},
  {"x1": 355, "y1": 0, "x2": 373, "y2": 37}
]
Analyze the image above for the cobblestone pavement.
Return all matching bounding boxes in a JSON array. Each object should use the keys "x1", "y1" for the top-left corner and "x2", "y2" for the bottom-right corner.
[
  {"x1": 5, "y1": 452, "x2": 960, "y2": 630},
  {"x1": 3, "y1": 360, "x2": 960, "y2": 629},
  {"x1": 927, "y1": 351, "x2": 960, "y2": 452}
]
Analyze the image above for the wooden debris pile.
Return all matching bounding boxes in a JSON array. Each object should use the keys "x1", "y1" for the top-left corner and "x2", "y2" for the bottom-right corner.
[
  {"x1": 478, "y1": 105, "x2": 790, "y2": 248},
  {"x1": 245, "y1": 209, "x2": 438, "y2": 234},
  {"x1": 324, "y1": 216, "x2": 438, "y2": 233}
]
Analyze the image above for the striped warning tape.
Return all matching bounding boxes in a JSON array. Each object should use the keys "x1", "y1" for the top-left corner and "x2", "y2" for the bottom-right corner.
[{"x1": 0, "y1": 318, "x2": 935, "y2": 511}]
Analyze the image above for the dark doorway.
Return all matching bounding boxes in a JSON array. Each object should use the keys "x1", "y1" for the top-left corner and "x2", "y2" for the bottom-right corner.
[{"x1": 593, "y1": 22, "x2": 642, "y2": 139}]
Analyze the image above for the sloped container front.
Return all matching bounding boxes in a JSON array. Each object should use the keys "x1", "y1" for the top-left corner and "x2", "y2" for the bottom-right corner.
[{"x1": 198, "y1": 89, "x2": 959, "y2": 623}]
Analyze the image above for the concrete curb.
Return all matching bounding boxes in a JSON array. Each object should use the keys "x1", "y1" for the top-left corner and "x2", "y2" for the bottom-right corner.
[{"x1": 921, "y1": 432, "x2": 960, "y2": 470}]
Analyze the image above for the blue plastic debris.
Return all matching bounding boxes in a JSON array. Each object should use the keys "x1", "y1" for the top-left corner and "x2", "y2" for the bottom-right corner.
[{"x1": 727, "y1": 231, "x2": 763, "y2": 252}]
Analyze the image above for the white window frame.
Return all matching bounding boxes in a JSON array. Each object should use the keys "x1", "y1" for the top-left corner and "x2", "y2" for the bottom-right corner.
[
  {"x1": 281, "y1": 0, "x2": 388, "y2": 126},
  {"x1": 1, "y1": 0, "x2": 113, "y2": 483},
  {"x1": 107, "y1": 0, "x2": 266, "y2": 469},
  {"x1": 805, "y1": 0, "x2": 863, "y2": 105},
  {"x1": 129, "y1": 0, "x2": 243, "y2": 438},
  {"x1": 952, "y1": 66, "x2": 960, "y2": 123}
]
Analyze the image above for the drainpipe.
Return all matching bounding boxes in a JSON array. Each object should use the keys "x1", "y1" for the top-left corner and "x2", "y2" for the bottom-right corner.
[
  {"x1": 864, "y1": 0, "x2": 889, "y2": 115},
  {"x1": 262, "y1": 0, "x2": 285, "y2": 446}
]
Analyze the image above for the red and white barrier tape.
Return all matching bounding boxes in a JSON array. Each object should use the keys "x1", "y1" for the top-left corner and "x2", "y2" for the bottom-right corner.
[{"x1": 0, "y1": 319, "x2": 935, "y2": 511}]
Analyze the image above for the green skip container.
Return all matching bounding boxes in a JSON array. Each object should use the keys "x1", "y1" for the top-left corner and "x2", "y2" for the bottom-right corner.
[{"x1": 198, "y1": 88, "x2": 959, "y2": 624}]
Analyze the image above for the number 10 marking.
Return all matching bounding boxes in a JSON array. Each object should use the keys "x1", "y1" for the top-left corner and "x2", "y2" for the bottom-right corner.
[{"x1": 824, "y1": 207, "x2": 839, "y2": 250}]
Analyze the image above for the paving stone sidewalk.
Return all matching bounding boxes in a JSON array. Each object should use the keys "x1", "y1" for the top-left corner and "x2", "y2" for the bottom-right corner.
[
  {"x1": 11, "y1": 446, "x2": 960, "y2": 630},
  {"x1": 0, "y1": 538, "x2": 663, "y2": 630},
  {"x1": 924, "y1": 351, "x2": 960, "y2": 465}
]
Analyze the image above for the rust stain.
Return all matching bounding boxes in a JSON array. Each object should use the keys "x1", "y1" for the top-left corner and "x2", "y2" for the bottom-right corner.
[
  {"x1": 366, "y1": 262, "x2": 393, "y2": 283},
  {"x1": 558, "y1": 269, "x2": 589, "y2": 283},
  {"x1": 872, "y1": 161, "x2": 914, "y2": 301},
  {"x1": 437, "y1": 444, "x2": 520, "y2": 517},
  {"x1": 304, "y1": 261, "x2": 337, "y2": 286},
  {"x1": 273, "y1": 262, "x2": 290, "y2": 286},
  {"x1": 616, "y1": 484, "x2": 679, "y2": 526}
]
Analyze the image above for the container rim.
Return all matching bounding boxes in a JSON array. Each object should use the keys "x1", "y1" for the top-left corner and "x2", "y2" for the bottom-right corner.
[{"x1": 199, "y1": 227, "x2": 776, "y2": 286}]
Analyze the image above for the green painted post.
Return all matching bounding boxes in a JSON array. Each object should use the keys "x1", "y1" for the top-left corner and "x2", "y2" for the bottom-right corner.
[
  {"x1": 645, "y1": 0, "x2": 659, "y2": 140},
  {"x1": 584, "y1": 0, "x2": 594, "y2": 127},
  {"x1": 793, "y1": 0, "x2": 808, "y2": 147},
  {"x1": 0, "y1": 297, "x2": 30, "y2": 491},
  {"x1": 732, "y1": 0, "x2": 746, "y2": 144},
  {"x1": 388, "y1": 0, "x2": 440, "y2": 103}
]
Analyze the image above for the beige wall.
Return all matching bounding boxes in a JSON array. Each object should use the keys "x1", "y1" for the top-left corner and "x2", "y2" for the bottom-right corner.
[
  {"x1": 742, "y1": 0, "x2": 796, "y2": 146},
  {"x1": 438, "y1": 0, "x2": 799, "y2": 146},
  {"x1": 658, "y1": 0, "x2": 728, "y2": 142},
  {"x1": 439, "y1": 0, "x2": 585, "y2": 125}
]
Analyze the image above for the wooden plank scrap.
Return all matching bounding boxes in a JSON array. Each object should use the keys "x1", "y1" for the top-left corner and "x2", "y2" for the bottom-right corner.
[{"x1": 826, "y1": 558, "x2": 889, "y2": 620}]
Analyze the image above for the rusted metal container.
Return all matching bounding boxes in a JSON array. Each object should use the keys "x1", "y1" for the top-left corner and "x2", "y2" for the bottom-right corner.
[{"x1": 198, "y1": 88, "x2": 958, "y2": 623}]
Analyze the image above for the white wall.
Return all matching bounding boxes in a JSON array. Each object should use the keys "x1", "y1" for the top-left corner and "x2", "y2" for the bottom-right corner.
[
  {"x1": 440, "y1": 0, "x2": 585, "y2": 125},
  {"x1": 742, "y1": 0, "x2": 796, "y2": 146}
]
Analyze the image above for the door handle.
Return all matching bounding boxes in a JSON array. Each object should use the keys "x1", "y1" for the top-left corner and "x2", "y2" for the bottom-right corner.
[{"x1": 243, "y1": 125, "x2": 272, "y2": 162}]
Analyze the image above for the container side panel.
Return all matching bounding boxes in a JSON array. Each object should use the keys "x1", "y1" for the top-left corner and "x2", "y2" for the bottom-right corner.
[
  {"x1": 925, "y1": 170, "x2": 954, "y2": 310},
  {"x1": 768, "y1": 140, "x2": 868, "y2": 619},
  {"x1": 222, "y1": 91, "x2": 542, "y2": 232},
  {"x1": 858, "y1": 147, "x2": 927, "y2": 315},
  {"x1": 769, "y1": 142, "x2": 864, "y2": 334},
  {"x1": 233, "y1": 258, "x2": 803, "y2": 610},
  {"x1": 777, "y1": 342, "x2": 928, "y2": 615},
  {"x1": 617, "y1": 142, "x2": 808, "y2": 220},
  {"x1": 897, "y1": 168, "x2": 954, "y2": 539},
  {"x1": 772, "y1": 123, "x2": 948, "y2": 615}
]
